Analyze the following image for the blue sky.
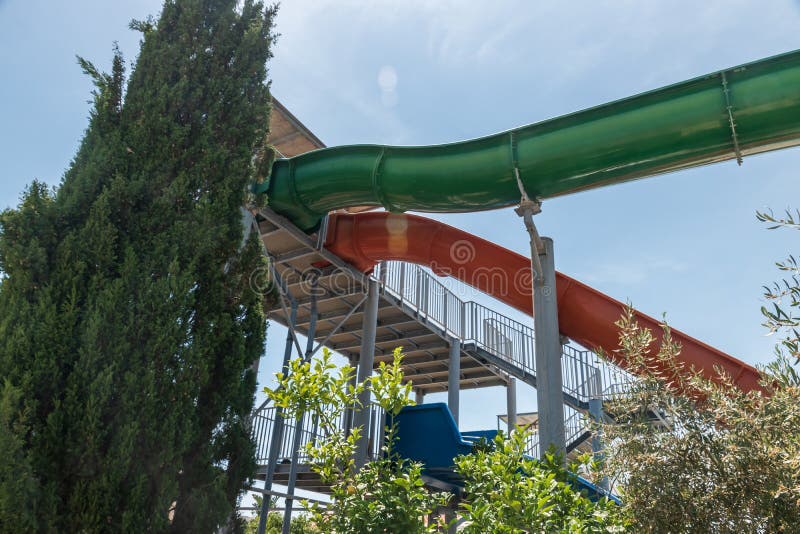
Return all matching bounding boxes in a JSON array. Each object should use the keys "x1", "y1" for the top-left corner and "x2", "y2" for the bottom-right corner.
[{"x1": 2, "y1": 1, "x2": 800, "y2": 431}]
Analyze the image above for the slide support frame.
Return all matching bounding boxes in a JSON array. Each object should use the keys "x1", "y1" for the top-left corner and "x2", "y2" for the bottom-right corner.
[
  {"x1": 517, "y1": 199, "x2": 566, "y2": 459},
  {"x1": 354, "y1": 278, "x2": 380, "y2": 469}
]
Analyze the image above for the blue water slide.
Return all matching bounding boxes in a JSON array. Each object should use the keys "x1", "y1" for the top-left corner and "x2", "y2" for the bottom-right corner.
[{"x1": 390, "y1": 403, "x2": 618, "y2": 504}]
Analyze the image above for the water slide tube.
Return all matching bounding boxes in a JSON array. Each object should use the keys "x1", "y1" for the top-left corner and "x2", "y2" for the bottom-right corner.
[
  {"x1": 323, "y1": 212, "x2": 763, "y2": 393},
  {"x1": 257, "y1": 50, "x2": 800, "y2": 232},
  {"x1": 391, "y1": 403, "x2": 617, "y2": 502}
]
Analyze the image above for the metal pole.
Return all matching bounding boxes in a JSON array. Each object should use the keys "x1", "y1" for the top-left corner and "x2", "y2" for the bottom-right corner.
[
  {"x1": 506, "y1": 377, "x2": 517, "y2": 432},
  {"x1": 448, "y1": 338, "x2": 461, "y2": 426},
  {"x1": 280, "y1": 415, "x2": 305, "y2": 534},
  {"x1": 529, "y1": 235, "x2": 566, "y2": 459},
  {"x1": 353, "y1": 278, "x2": 380, "y2": 469},
  {"x1": 446, "y1": 509, "x2": 458, "y2": 534},
  {"x1": 257, "y1": 301, "x2": 297, "y2": 534},
  {"x1": 588, "y1": 367, "x2": 609, "y2": 490},
  {"x1": 282, "y1": 281, "x2": 319, "y2": 534},
  {"x1": 344, "y1": 357, "x2": 359, "y2": 437}
]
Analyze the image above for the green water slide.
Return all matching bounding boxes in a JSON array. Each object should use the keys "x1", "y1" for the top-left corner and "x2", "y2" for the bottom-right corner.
[{"x1": 257, "y1": 50, "x2": 800, "y2": 231}]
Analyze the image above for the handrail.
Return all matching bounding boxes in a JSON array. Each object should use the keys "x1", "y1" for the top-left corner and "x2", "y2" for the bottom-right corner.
[
  {"x1": 524, "y1": 408, "x2": 589, "y2": 458},
  {"x1": 252, "y1": 261, "x2": 640, "y2": 473},
  {"x1": 252, "y1": 405, "x2": 385, "y2": 465},
  {"x1": 375, "y1": 260, "x2": 637, "y2": 404}
]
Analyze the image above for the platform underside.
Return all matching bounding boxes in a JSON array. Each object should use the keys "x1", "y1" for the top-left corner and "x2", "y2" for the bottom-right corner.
[{"x1": 258, "y1": 208, "x2": 509, "y2": 395}]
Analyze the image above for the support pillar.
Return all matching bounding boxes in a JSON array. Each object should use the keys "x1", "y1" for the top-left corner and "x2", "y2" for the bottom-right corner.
[
  {"x1": 515, "y1": 187, "x2": 565, "y2": 459},
  {"x1": 532, "y1": 237, "x2": 566, "y2": 458},
  {"x1": 415, "y1": 389, "x2": 425, "y2": 405},
  {"x1": 344, "y1": 357, "x2": 359, "y2": 436},
  {"x1": 353, "y1": 278, "x2": 380, "y2": 469},
  {"x1": 282, "y1": 282, "x2": 318, "y2": 534},
  {"x1": 588, "y1": 368, "x2": 603, "y2": 454},
  {"x1": 506, "y1": 377, "x2": 517, "y2": 432},
  {"x1": 447, "y1": 338, "x2": 461, "y2": 425},
  {"x1": 445, "y1": 509, "x2": 458, "y2": 534},
  {"x1": 588, "y1": 368, "x2": 609, "y2": 490},
  {"x1": 257, "y1": 301, "x2": 297, "y2": 534}
]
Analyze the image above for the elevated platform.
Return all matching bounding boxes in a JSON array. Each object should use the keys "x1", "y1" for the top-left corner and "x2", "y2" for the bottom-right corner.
[
  {"x1": 256, "y1": 207, "x2": 633, "y2": 405},
  {"x1": 250, "y1": 207, "x2": 633, "y2": 501},
  {"x1": 250, "y1": 99, "x2": 636, "y2": 511},
  {"x1": 258, "y1": 207, "x2": 508, "y2": 393}
]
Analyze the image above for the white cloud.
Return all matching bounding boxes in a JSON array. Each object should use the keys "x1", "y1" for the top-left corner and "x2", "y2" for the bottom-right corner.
[
  {"x1": 581, "y1": 257, "x2": 689, "y2": 286},
  {"x1": 377, "y1": 65, "x2": 398, "y2": 108},
  {"x1": 266, "y1": 0, "x2": 800, "y2": 144},
  {"x1": 377, "y1": 65, "x2": 398, "y2": 92}
]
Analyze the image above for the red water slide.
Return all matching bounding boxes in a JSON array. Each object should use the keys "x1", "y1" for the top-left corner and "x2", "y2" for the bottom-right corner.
[{"x1": 323, "y1": 212, "x2": 762, "y2": 393}]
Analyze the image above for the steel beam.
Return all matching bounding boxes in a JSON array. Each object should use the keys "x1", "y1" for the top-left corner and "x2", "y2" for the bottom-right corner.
[
  {"x1": 344, "y1": 357, "x2": 358, "y2": 437},
  {"x1": 353, "y1": 278, "x2": 380, "y2": 469},
  {"x1": 269, "y1": 263, "x2": 304, "y2": 357},
  {"x1": 331, "y1": 327, "x2": 437, "y2": 352},
  {"x1": 417, "y1": 375, "x2": 507, "y2": 392},
  {"x1": 304, "y1": 294, "x2": 368, "y2": 359},
  {"x1": 273, "y1": 247, "x2": 319, "y2": 263},
  {"x1": 448, "y1": 338, "x2": 461, "y2": 425},
  {"x1": 258, "y1": 207, "x2": 368, "y2": 284},
  {"x1": 256, "y1": 299, "x2": 298, "y2": 534},
  {"x1": 291, "y1": 287, "x2": 363, "y2": 308},
  {"x1": 588, "y1": 367, "x2": 608, "y2": 490},
  {"x1": 507, "y1": 377, "x2": 517, "y2": 432},
  {"x1": 282, "y1": 280, "x2": 318, "y2": 534}
]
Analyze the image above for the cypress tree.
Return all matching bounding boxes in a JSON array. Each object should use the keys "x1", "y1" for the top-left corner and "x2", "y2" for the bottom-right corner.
[{"x1": 0, "y1": 1, "x2": 277, "y2": 531}]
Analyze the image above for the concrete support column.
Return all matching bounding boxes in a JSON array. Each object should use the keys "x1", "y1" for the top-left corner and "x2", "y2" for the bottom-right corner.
[
  {"x1": 447, "y1": 338, "x2": 461, "y2": 425},
  {"x1": 506, "y1": 377, "x2": 517, "y2": 432},
  {"x1": 353, "y1": 278, "x2": 380, "y2": 469},
  {"x1": 415, "y1": 389, "x2": 425, "y2": 405},
  {"x1": 532, "y1": 237, "x2": 566, "y2": 459}
]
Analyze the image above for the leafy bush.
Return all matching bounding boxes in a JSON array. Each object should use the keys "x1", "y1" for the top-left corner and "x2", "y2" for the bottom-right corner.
[
  {"x1": 455, "y1": 432, "x2": 626, "y2": 533},
  {"x1": 598, "y1": 308, "x2": 800, "y2": 533},
  {"x1": 266, "y1": 348, "x2": 627, "y2": 533}
]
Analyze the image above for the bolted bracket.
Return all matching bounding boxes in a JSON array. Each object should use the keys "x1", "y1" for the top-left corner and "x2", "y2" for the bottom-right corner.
[
  {"x1": 513, "y1": 163, "x2": 546, "y2": 282},
  {"x1": 515, "y1": 195, "x2": 545, "y2": 282},
  {"x1": 515, "y1": 198, "x2": 544, "y2": 250}
]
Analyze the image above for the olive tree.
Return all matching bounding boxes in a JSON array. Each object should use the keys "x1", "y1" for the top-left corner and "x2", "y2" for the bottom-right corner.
[{"x1": 598, "y1": 308, "x2": 800, "y2": 533}]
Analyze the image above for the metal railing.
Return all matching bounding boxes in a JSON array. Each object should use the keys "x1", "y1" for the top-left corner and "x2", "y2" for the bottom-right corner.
[
  {"x1": 252, "y1": 405, "x2": 385, "y2": 465},
  {"x1": 523, "y1": 407, "x2": 590, "y2": 458},
  {"x1": 376, "y1": 261, "x2": 637, "y2": 404},
  {"x1": 254, "y1": 405, "x2": 592, "y2": 470},
  {"x1": 250, "y1": 260, "x2": 641, "y2": 482}
]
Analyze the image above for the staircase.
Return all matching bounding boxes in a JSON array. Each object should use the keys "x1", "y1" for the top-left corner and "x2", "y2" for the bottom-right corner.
[
  {"x1": 252, "y1": 208, "x2": 639, "y2": 496},
  {"x1": 251, "y1": 401, "x2": 592, "y2": 496},
  {"x1": 251, "y1": 404, "x2": 385, "y2": 493},
  {"x1": 375, "y1": 260, "x2": 636, "y2": 412}
]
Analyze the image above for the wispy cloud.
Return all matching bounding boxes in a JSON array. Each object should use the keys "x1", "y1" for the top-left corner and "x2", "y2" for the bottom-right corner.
[
  {"x1": 580, "y1": 257, "x2": 689, "y2": 286},
  {"x1": 267, "y1": 0, "x2": 800, "y2": 145},
  {"x1": 267, "y1": 0, "x2": 416, "y2": 143}
]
